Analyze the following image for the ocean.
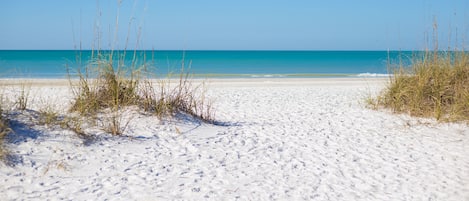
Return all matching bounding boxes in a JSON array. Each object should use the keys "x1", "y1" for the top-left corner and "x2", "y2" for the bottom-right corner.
[{"x1": 0, "y1": 50, "x2": 413, "y2": 78}]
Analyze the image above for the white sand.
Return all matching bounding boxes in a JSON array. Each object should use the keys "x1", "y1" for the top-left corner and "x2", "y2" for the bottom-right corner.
[{"x1": 0, "y1": 78, "x2": 468, "y2": 200}]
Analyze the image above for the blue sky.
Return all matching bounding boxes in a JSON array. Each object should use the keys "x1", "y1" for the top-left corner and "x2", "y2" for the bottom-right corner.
[{"x1": 0, "y1": 0, "x2": 468, "y2": 50}]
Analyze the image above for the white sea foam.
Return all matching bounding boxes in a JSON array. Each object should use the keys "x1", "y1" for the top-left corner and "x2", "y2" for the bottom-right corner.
[
  {"x1": 356, "y1": 72, "x2": 392, "y2": 77},
  {"x1": 249, "y1": 74, "x2": 286, "y2": 78}
]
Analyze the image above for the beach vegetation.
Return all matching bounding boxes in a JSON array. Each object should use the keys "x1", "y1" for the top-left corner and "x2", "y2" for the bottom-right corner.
[
  {"x1": 15, "y1": 83, "x2": 30, "y2": 111},
  {"x1": 67, "y1": 55, "x2": 136, "y2": 136},
  {"x1": 0, "y1": 96, "x2": 12, "y2": 162},
  {"x1": 68, "y1": 58, "x2": 215, "y2": 136},
  {"x1": 140, "y1": 69, "x2": 215, "y2": 123},
  {"x1": 69, "y1": 56, "x2": 140, "y2": 115},
  {"x1": 38, "y1": 106, "x2": 60, "y2": 126},
  {"x1": 371, "y1": 49, "x2": 469, "y2": 122},
  {"x1": 62, "y1": 116, "x2": 88, "y2": 137},
  {"x1": 103, "y1": 110, "x2": 131, "y2": 136},
  {"x1": 0, "y1": 118, "x2": 9, "y2": 162},
  {"x1": 64, "y1": 1, "x2": 215, "y2": 136}
]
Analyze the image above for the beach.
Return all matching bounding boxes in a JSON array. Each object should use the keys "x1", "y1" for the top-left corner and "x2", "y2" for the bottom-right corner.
[{"x1": 0, "y1": 78, "x2": 468, "y2": 200}]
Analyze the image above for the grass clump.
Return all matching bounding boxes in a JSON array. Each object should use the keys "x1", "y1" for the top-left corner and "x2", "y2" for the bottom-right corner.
[
  {"x1": 0, "y1": 97, "x2": 12, "y2": 162},
  {"x1": 141, "y1": 71, "x2": 215, "y2": 123},
  {"x1": 0, "y1": 118, "x2": 9, "y2": 162},
  {"x1": 68, "y1": 52, "x2": 215, "y2": 136},
  {"x1": 372, "y1": 51, "x2": 469, "y2": 122},
  {"x1": 15, "y1": 84, "x2": 30, "y2": 111},
  {"x1": 38, "y1": 106, "x2": 60, "y2": 126},
  {"x1": 68, "y1": 53, "x2": 140, "y2": 136},
  {"x1": 103, "y1": 111, "x2": 131, "y2": 136},
  {"x1": 65, "y1": 1, "x2": 214, "y2": 136},
  {"x1": 69, "y1": 58, "x2": 139, "y2": 115}
]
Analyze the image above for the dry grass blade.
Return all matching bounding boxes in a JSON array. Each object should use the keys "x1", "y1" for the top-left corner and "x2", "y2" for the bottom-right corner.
[
  {"x1": 38, "y1": 106, "x2": 60, "y2": 126},
  {"x1": 103, "y1": 111, "x2": 131, "y2": 136},
  {"x1": 15, "y1": 84, "x2": 30, "y2": 111},
  {"x1": 0, "y1": 106, "x2": 12, "y2": 162}
]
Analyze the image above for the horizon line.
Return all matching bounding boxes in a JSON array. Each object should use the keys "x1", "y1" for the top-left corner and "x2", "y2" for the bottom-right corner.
[{"x1": 0, "y1": 49, "x2": 449, "y2": 52}]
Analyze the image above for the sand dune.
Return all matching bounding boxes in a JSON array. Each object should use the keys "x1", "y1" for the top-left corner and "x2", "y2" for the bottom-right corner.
[{"x1": 1, "y1": 78, "x2": 468, "y2": 200}]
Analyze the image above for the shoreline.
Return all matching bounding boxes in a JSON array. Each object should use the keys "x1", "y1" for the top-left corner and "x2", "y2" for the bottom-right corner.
[{"x1": 0, "y1": 77, "x2": 389, "y2": 87}]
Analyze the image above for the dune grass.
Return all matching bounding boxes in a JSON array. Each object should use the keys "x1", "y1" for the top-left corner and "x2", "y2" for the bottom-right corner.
[
  {"x1": 38, "y1": 105, "x2": 60, "y2": 126},
  {"x1": 68, "y1": 51, "x2": 215, "y2": 136},
  {"x1": 0, "y1": 96, "x2": 11, "y2": 162},
  {"x1": 69, "y1": 56, "x2": 140, "y2": 115},
  {"x1": 0, "y1": 118, "x2": 9, "y2": 162},
  {"x1": 371, "y1": 50, "x2": 469, "y2": 122},
  {"x1": 140, "y1": 71, "x2": 215, "y2": 123},
  {"x1": 15, "y1": 83, "x2": 30, "y2": 111}
]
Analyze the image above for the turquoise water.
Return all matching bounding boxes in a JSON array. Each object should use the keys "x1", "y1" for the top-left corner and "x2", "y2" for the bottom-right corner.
[{"x1": 0, "y1": 50, "x2": 412, "y2": 78}]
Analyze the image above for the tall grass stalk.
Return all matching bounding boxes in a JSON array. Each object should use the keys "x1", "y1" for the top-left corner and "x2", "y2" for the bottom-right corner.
[
  {"x1": 103, "y1": 110, "x2": 131, "y2": 135},
  {"x1": 15, "y1": 83, "x2": 30, "y2": 111}
]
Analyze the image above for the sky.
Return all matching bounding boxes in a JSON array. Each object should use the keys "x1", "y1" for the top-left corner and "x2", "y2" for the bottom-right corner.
[{"x1": 0, "y1": 0, "x2": 468, "y2": 50}]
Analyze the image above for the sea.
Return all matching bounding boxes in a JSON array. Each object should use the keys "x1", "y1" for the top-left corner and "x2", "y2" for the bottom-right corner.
[{"x1": 0, "y1": 50, "x2": 414, "y2": 78}]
